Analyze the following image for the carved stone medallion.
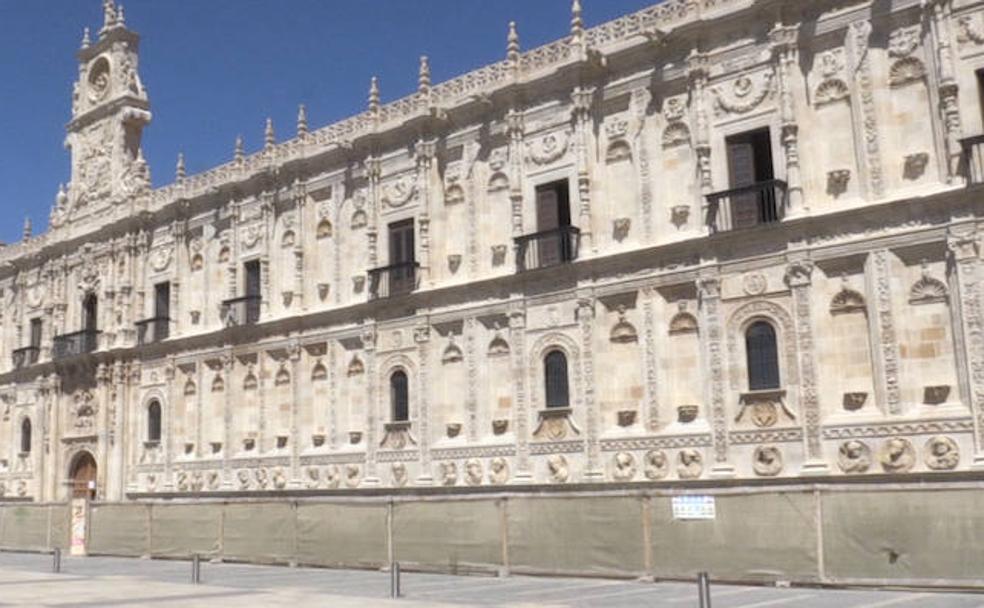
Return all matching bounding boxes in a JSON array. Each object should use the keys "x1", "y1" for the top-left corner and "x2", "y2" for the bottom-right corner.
[
  {"x1": 924, "y1": 435, "x2": 959, "y2": 471},
  {"x1": 488, "y1": 457, "x2": 509, "y2": 485},
  {"x1": 547, "y1": 454, "x2": 569, "y2": 483},
  {"x1": 644, "y1": 449, "x2": 669, "y2": 480},
  {"x1": 611, "y1": 451, "x2": 636, "y2": 482},
  {"x1": 464, "y1": 459, "x2": 483, "y2": 486},
  {"x1": 879, "y1": 437, "x2": 915, "y2": 473},
  {"x1": 677, "y1": 449, "x2": 703, "y2": 479},
  {"x1": 440, "y1": 461, "x2": 458, "y2": 486},
  {"x1": 752, "y1": 445, "x2": 783, "y2": 477},
  {"x1": 391, "y1": 462, "x2": 408, "y2": 487},
  {"x1": 838, "y1": 440, "x2": 871, "y2": 474}
]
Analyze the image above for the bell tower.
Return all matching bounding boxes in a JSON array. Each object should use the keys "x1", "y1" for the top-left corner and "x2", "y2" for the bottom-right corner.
[{"x1": 53, "y1": 1, "x2": 151, "y2": 229}]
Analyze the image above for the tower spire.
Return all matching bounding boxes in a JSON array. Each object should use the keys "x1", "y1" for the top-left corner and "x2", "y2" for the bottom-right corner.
[
  {"x1": 264, "y1": 118, "x2": 275, "y2": 150},
  {"x1": 571, "y1": 0, "x2": 584, "y2": 42},
  {"x1": 234, "y1": 135, "x2": 245, "y2": 163},
  {"x1": 507, "y1": 21, "x2": 520, "y2": 65},
  {"x1": 297, "y1": 104, "x2": 308, "y2": 137},
  {"x1": 81, "y1": 27, "x2": 91, "y2": 49},
  {"x1": 418, "y1": 56, "x2": 431, "y2": 97},
  {"x1": 176, "y1": 152, "x2": 186, "y2": 180},
  {"x1": 368, "y1": 76, "x2": 380, "y2": 114},
  {"x1": 22, "y1": 217, "x2": 32, "y2": 241},
  {"x1": 101, "y1": 0, "x2": 118, "y2": 33}
]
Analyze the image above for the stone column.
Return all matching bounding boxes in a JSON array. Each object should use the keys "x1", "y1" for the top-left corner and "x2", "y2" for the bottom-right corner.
[
  {"x1": 465, "y1": 318, "x2": 479, "y2": 443},
  {"x1": 416, "y1": 139, "x2": 437, "y2": 288},
  {"x1": 507, "y1": 108, "x2": 525, "y2": 241},
  {"x1": 292, "y1": 183, "x2": 307, "y2": 311},
  {"x1": 687, "y1": 52, "x2": 712, "y2": 233},
  {"x1": 571, "y1": 87, "x2": 595, "y2": 253},
  {"x1": 698, "y1": 275, "x2": 734, "y2": 477},
  {"x1": 509, "y1": 308, "x2": 531, "y2": 483},
  {"x1": 366, "y1": 157, "x2": 381, "y2": 270},
  {"x1": 362, "y1": 325, "x2": 380, "y2": 486},
  {"x1": 220, "y1": 351, "x2": 234, "y2": 488},
  {"x1": 577, "y1": 295, "x2": 602, "y2": 479},
  {"x1": 770, "y1": 23, "x2": 804, "y2": 215},
  {"x1": 946, "y1": 228, "x2": 984, "y2": 467},
  {"x1": 631, "y1": 88, "x2": 654, "y2": 241},
  {"x1": 288, "y1": 341, "x2": 302, "y2": 485},
  {"x1": 641, "y1": 286, "x2": 661, "y2": 431},
  {"x1": 926, "y1": 0, "x2": 963, "y2": 182},
  {"x1": 414, "y1": 323, "x2": 434, "y2": 485},
  {"x1": 866, "y1": 250, "x2": 902, "y2": 415},
  {"x1": 162, "y1": 359, "x2": 176, "y2": 490},
  {"x1": 108, "y1": 360, "x2": 127, "y2": 500},
  {"x1": 846, "y1": 20, "x2": 884, "y2": 199},
  {"x1": 785, "y1": 260, "x2": 828, "y2": 474}
]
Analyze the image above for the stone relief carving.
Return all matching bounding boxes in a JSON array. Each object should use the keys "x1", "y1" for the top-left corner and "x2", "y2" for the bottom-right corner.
[
  {"x1": 752, "y1": 445, "x2": 783, "y2": 477},
  {"x1": 611, "y1": 451, "x2": 636, "y2": 481},
  {"x1": 465, "y1": 459, "x2": 483, "y2": 486},
  {"x1": 711, "y1": 71, "x2": 774, "y2": 117},
  {"x1": 838, "y1": 439, "x2": 871, "y2": 473},
  {"x1": 909, "y1": 266, "x2": 948, "y2": 304},
  {"x1": 742, "y1": 272, "x2": 767, "y2": 296},
  {"x1": 677, "y1": 449, "x2": 703, "y2": 479},
  {"x1": 879, "y1": 437, "x2": 916, "y2": 473},
  {"x1": 382, "y1": 175, "x2": 417, "y2": 209},
  {"x1": 440, "y1": 461, "x2": 458, "y2": 486},
  {"x1": 547, "y1": 454, "x2": 569, "y2": 483},
  {"x1": 391, "y1": 462, "x2": 408, "y2": 487},
  {"x1": 489, "y1": 457, "x2": 509, "y2": 484},
  {"x1": 525, "y1": 131, "x2": 570, "y2": 166},
  {"x1": 643, "y1": 449, "x2": 669, "y2": 480},
  {"x1": 957, "y1": 13, "x2": 984, "y2": 45},
  {"x1": 924, "y1": 435, "x2": 959, "y2": 471},
  {"x1": 609, "y1": 306, "x2": 638, "y2": 344},
  {"x1": 344, "y1": 464, "x2": 361, "y2": 488}
]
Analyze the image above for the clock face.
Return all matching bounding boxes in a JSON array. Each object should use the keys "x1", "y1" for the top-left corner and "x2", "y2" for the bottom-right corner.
[{"x1": 88, "y1": 57, "x2": 111, "y2": 103}]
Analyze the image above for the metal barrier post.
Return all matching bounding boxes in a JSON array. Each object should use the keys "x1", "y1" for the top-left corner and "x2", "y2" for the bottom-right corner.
[
  {"x1": 390, "y1": 561, "x2": 401, "y2": 598},
  {"x1": 192, "y1": 553, "x2": 201, "y2": 584},
  {"x1": 698, "y1": 571, "x2": 711, "y2": 608},
  {"x1": 52, "y1": 548, "x2": 61, "y2": 574}
]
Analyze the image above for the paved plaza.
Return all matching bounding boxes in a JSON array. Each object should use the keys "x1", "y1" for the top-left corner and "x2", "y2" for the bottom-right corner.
[{"x1": 0, "y1": 552, "x2": 977, "y2": 607}]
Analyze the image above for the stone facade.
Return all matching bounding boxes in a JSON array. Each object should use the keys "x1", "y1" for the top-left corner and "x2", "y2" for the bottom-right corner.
[{"x1": 2, "y1": 0, "x2": 984, "y2": 502}]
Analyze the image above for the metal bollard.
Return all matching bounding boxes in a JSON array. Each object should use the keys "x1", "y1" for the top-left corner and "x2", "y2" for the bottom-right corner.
[
  {"x1": 191, "y1": 553, "x2": 201, "y2": 584},
  {"x1": 52, "y1": 548, "x2": 61, "y2": 574},
  {"x1": 697, "y1": 571, "x2": 712, "y2": 608},
  {"x1": 389, "y1": 561, "x2": 401, "y2": 598}
]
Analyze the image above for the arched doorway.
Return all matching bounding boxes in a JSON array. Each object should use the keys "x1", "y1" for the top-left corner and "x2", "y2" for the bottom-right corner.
[{"x1": 69, "y1": 451, "x2": 97, "y2": 500}]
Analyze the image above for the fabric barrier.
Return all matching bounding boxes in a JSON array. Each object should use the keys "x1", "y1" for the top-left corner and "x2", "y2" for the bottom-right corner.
[
  {"x1": 0, "y1": 505, "x2": 54, "y2": 551},
  {"x1": 650, "y1": 492, "x2": 819, "y2": 582},
  {"x1": 393, "y1": 499, "x2": 501, "y2": 571},
  {"x1": 506, "y1": 496, "x2": 646, "y2": 575},
  {"x1": 822, "y1": 489, "x2": 984, "y2": 583},
  {"x1": 48, "y1": 504, "x2": 70, "y2": 549},
  {"x1": 221, "y1": 502, "x2": 294, "y2": 564},
  {"x1": 88, "y1": 503, "x2": 149, "y2": 556},
  {"x1": 149, "y1": 503, "x2": 221, "y2": 558},
  {"x1": 296, "y1": 502, "x2": 387, "y2": 568}
]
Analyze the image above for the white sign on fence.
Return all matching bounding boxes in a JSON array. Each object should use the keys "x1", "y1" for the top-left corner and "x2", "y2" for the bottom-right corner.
[{"x1": 671, "y1": 495, "x2": 716, "y2": 520}]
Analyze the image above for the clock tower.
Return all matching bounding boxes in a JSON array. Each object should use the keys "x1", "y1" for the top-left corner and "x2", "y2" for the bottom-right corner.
[{"x1": 52, "y1": 0, "x2": 152, "y2": 229}]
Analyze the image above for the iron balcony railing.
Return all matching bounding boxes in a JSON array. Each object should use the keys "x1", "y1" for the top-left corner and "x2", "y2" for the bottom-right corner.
[
  {"x1": 135, "y1": 316, "x2": 170, "y2": 345},
  {"x1": 705, "y1": 179, "x2": 788, "y2": 234},
  {"x1": 369, "y1": 261, "x2": 419, "y2": 300},
  {"x1": 11, "y1": 346, "x2": 40, "y2": 370},
  {"x1": 52, "y1": 330, "x2": 100, "y2": 360},
  {"x1": 221, "y1": 295, "x2": 261, "y2": 326},
  {"x1": 960, "y1": 135, "x2": 984, "y2": 186},
  {"x1": 514, "y1": 225, "x2": 581, "y2": 272}
]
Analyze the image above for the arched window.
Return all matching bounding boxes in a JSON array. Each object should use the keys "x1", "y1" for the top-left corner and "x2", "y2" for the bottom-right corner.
[
  {"x1": 390, "y1": 371, "x2": 409, "y2": 422},
  {"x1": 544, "y1": 350, "x2": 570, "y2": 408},
  {"x1": 147, "y1": 400, "x2": 162, "y2": 443},
  {"x1": 746, "y1": 321, "x2": 780, "y2": 390},
  {"x1": 83, "y1": 293, "x2": 98, "y2": 332},
  {"x1": 20, "y1": 418, "x2": 31, "y2": 454}
]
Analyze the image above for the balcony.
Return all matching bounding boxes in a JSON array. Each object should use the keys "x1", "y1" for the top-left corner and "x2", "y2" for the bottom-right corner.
[
  {"x1": 52, "y1": 330, "x2": 100, "y2": 360},
  {"x1": 221, "y1": 295, "x2": 261, "y2": 327},
  {"x1": 11, "y1": 346, "x2": 40, "y2": 370},
  {"x1": 514, "y1": 226, "x2": 581, "y2": 272},
  {"x1": 135, "y1": 317, "x2": 170, "y2": 345},
  {"x1": 961, "y1": 135, "x2": 984, "y2": 186},
  {"x1": 705, "y1": 179, "x2": 787, "y2": 234},
  {"x1": 368, "y1": 261, "x2": 419, "y2": 300}
]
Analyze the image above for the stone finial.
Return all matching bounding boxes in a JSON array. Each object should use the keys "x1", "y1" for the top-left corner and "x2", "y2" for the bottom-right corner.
[
  {"x1": 81, "y1": 27, "x2": 91, "y2": 49},
  {"x1": 56, "y1": 184, "x2": 68, "y2": 208},
  {"x1": 297, "y1": 104, "x2": 308, "y2": 137},
  {"x1": 418, "y1": 56, "x2": 431, "y2": 96},
  {"x1": 234, "y1": 135, "x2": 245, "y2": 163},
  {"x1": 507, "y1": 21, "x2": 520, "y2": 64},
  {"x1": 368, "y1": 76, "x2": 380, "y2": 114},
  {"x1": 571, "y1": 0, "x2": 584, "y2": 41},
  {"x1": 22, "y1": 217, "x2": 32, "y2": 241},
  {"x1": 264, "y1": 118, "x2": 275, "y2": 149},
  {"x1": 102, "y1": 0, "x2": 117, "y2": 32},
  {"x1": 176, "y1": 152, "x2": 186, "y2": 180},
  {"x1": 117, "y1": 4, "x2": 126, "y2": 26}
]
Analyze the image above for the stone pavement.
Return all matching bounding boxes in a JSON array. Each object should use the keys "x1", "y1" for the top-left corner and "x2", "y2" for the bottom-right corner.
[{"x1": 0, "y1": 552, "x2": 979, "y2": 607}]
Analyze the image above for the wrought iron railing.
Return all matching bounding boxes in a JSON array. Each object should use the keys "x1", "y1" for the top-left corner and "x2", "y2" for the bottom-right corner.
[
  {"x1": 136, "y1": 316, "x2": 170, "y2": 345},
  {"x1": 705, "y1": 179, "x2": 788, "y2": 233},
  {"x1": 52, "y1": 330, "x2": 100, "y2": 360},
  {"x1": 369, "y1": 262, "x2": 419, "y2": 300},
  {"x1": 960, "y1": 135, "x2": 984, "y2": 186},
  {"x1": 221, "y1": 295, "x2": 261, "y2": 326},
  {"x1": 11, "y1": 346, "x2": 40, "y2": 370},
  {"x1": 514, "y1": 225, "x2": 581, "y2": 272}
]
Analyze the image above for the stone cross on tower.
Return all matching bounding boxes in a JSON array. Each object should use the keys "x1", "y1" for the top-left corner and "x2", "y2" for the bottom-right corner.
[{"x1": 54, "y1": 0, "x2": 152, "y2": 230}]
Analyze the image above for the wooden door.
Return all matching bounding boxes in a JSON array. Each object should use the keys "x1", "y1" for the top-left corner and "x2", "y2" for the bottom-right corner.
[
  {"x1": 70, "y1": 452, "x2": 97, "y2": 500},
  {"x1": 388, "y1": 220, "x2": 415, "y2": 293},
  {"x1": 534, "y1": 181, "x2": 571, "y2": 266}
]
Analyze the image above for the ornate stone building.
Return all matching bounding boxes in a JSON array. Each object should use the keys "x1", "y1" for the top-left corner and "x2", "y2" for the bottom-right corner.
[{"x1": 2, "y1": 0, "x2": 984, "y2": 503}]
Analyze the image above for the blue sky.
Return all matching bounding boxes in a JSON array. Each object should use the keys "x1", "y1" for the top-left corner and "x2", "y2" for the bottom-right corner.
[{"x1": 0, "y1": 0, "x2": 657, "y2": 244}]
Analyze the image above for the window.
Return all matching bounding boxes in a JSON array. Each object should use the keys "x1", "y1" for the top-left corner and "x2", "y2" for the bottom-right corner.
[
  {"x1": 20, "y1": 418, "x2": 31, "y2": 454},
  {"x1": 544, "y1": 350, "x2": 570, "y2": 408},
  {"x1": 243, "y1": 260, "x2": 261, "y2": 324},
  {"x1": 29, "y1": 318, "x2": 42, "y2": 348},
  {"x1": 725, "y1": 129, "x2": 777, "y2": 228},
  {"x1": 147, "y1": 400, "x2": 162, "y2": 443},
  {"x1": 154, "y1": 282, "x2": 171, "y2": 320},
  {"x1": 746, "y1": 321, "x2": 780, "y2": 390},
  {"x1": 83, "y1": 293, "x2": 98, "y2": 332},
  {"x1": 387, "y1": 220, "x2": 416, "y2": 295},
  {"x1": 535, "y1": 180, "x2": 573, "y2": 266},
  {"x1": 977, "y1": 69, "x2": 984, "y2": 125},
  {"x1": 390, "y1": 371, "x2": 409, "y2": 422}
]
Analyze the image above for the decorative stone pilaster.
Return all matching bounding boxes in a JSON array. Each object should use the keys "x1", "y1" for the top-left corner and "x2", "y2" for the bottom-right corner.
[
  {"x1": 631, "y1": 88, "x2": 654, "y2": 240},
  {"x1": 770, "y1": 23, "x2": 804, "y2": 215},
  {"x1": 288, "y1": 341, "x2": 302, "y2": 486},
  {"x1": 687, "y1": 51, "x2": 712, "y2": 232},
  {"x1": 867, "y1": 250, "x2": 902, "y2": 415},
  {"x1": 366, "y1": 157, "x2": 382, "y2": 268},
  {"x1": 362, "y1": 324, "x2": 380, "y2": 486},
  {"x1": 415, "y1": 139, "x2": 437, "y2": 286},
  {"x1": 946, "y1": 228, "x2": 984, "y2": 466},
  {"x1": 785, "y1": 260, "x2": 828, "y2": 474},
  {"x1": 698, "y1": 275, "x2": 734, "y2": 477},
  {"x1": 328, "y1": 340, "x2": 339, "y2": 449},
  {"x1": 507, "y1": 108, "x2": 525, "y2": 238},
  {"x1": 220, "y1": 351, "x2": 234, "y2": 487},
  {"x1": 414, "y1": 323, "x2": 434, "y2": 485},
  {"x1": 577, "y1": 296, "x2": 602, "y2": 479},
  {"x1": 571, "y1": 87, "x2": 595, "y2": 253},
  {"x1": 926, "y1": 0, "x2": 963, "y2": 182},
  {"x1": 641, "y1": 286, "x2": 660, "y2": 431},
  {"x1": 509, "y1": 308, "x2": 531, "y2": 482},
  {"x1": 465, "y1": 318, "x2": 479, "y2": 443},
  {"x1": 162, "y1": 359, "x2": 176, "y2": 488},
  {"x1": 846, "y1": 20, "x2": 884, "y2": 199},
  {"x1": 292, "y1": 182, "x2": 307, "y2": 311}
]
